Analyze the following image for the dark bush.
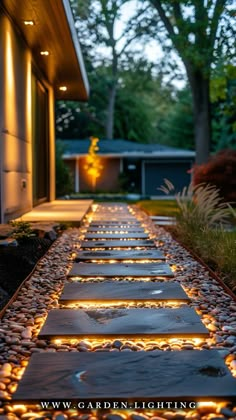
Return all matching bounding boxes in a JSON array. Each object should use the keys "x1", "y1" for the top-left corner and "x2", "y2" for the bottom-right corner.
[{"x1": 192, "y1": 149, "x2": 236, "y2": 202}]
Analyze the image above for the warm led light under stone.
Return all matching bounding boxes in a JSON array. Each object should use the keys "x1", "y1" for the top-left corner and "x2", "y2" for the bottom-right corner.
[
  {"x1": 88, "y1": 259, "x2": 162, "y2": 264},
  {"x1": 70, "y1": 276, "x2": 168, "y2": 282},
  {"x1": 12, "y1": 405, "x2": 28, "y2": 412},
  {"x1": 80, "y1": 247, "x2": 152, "y2": 251},
  {"x1": 52, "y1": 336, "x2": 206, "y2": 349},
  {"x1": 197, "y1": 401, "x2": 217, "y2": 408},
  {"x1": 60, "y1": 300, "x2": 185, "y2": 309}
]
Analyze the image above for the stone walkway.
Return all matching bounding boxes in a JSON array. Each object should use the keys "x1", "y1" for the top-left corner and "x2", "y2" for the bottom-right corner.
[
  {"x1": 1, "y1": 203, "x2": 236, "y2": 418},
  {"x1": 17, "y1": 200, "x2": 93, "y2": 224},
  {"x1": 11, "y1": 204, "x2": 236, "y2": 407}
]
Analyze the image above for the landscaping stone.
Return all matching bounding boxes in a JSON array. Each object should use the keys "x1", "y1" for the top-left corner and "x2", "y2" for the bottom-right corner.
[
  {"x1": 68, "y1": 262, "x2": 174, "y2": 278},
  {"x1": 80, "y1": 240, "x2": 156, "y2": 248},
  {"x1": 75, "y1": 249, "x2": 165, "y2": 261},
  {"x1": 12, "y1": 351, "x2": 236, "y2": 401},
  {"x1": 84, "y1": 233, "x2": 149, "y2": 239},
  {"x1": 0, "y1": 225, "x2": 15, "y2": 239},
  {"x1": 87, "y1": 227, "x2": 145, "y2": 233},
  {"x1": 59, "y1": 282, "x2": 189, "y2": 303},
  {"x1": 38, "y1": 307, "x2": 208, "y2": 339}
]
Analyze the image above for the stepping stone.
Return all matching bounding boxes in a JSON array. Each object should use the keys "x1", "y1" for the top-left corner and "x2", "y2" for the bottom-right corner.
[
  {"x1": 0, "y1": 224, "x2": 15, "y2": 238},
  {"x1": 80, "y1": 240, "x2": 156, "y2": 249},
  {"x1": 84, "y1": 233, "x2": 149, "y2": 239},
  {"x1": 90, "y1": 221, "x2": 141, "y2": 226},
  {"x1": 38, "y1": 307, "x2": 208, "y2": 339},
  {"x1": 68, "y1": 262, "x2": 174, "y2": 278},
  {"x1": 12, "y1": 351, "x2": 236, "y2": 402},
  {"x1": 154, "y1": 221, "x2": 176, "y2": 226},
  {"x1": 91, "y1": 218, "x2": 137, "y2": 222},
  {"x1": 59, "y1": 281, "x2": 190, "y2": 303},
  {"x1": 89, "y1": 222, "x2": 142, "y2": 228},
  {"x1": 87, "y1": 227, "x2": 145, "y2": 233},
  {"x1": 75, "y1": 249, "x2": 165, "y2": 261},
  {"x1": 151, "y1": 216, "x2": 176, "y2": 221}
]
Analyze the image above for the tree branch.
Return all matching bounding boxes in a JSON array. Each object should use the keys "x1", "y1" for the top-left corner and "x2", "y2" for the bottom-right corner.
[
  {"x1": 210, "y1": 0, "x2": 226, "y2": 52},
  {"x1": 149, "y1": 0, "x2": 176, "y2": 40}
]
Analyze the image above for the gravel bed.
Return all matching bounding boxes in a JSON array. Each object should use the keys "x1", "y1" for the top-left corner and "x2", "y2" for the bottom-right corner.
[{"x1": 0, "y1": 205, "x2": 235, "y2": 419}]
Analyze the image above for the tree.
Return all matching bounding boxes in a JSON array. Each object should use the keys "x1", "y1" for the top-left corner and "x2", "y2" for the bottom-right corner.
[
  {"x1": 157, "y1": 88, "x2": 194, "y2": 149},
  {"x1": 210, "y1": 63, "x2": 236, "y2": 150},
  {"x1": 73, "y1": 0, "x2": 149, "y2": 139},
  {"x1": 56, "y1": 59, "x2": 174, "y2": 143},
  {"x1": 148, "y1": 0, "x2": 236, "y2": 163}
]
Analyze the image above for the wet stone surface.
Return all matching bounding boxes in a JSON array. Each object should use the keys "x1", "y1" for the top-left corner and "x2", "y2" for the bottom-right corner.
[
  {"x1": 0, "y1": 203, "x2": 235, "y2": 418},
  {"x1": 75, "y1": 249, "x2": 166, "y2": 261},
  {"x1": 84, "y1": 233, "x2": 149, "y2": 240},
  {"x1": 87, "y1": 227, "x2": 146, "y2": 233},
  {"x1": 80, "y1": 240, "x2": 156, "y2": 248},
  {"x1": 59, "y1": 281, "x2": 190, "y2": 303},
  {"x1": 38, "y1": 307, "x2": 208, "y2": 339},
  {"x1": 68, "y1": 263, "x2": 174, "y2": 278},
  {"x1": 13, "y1": 351, "x2": 236, "y2": 401}
]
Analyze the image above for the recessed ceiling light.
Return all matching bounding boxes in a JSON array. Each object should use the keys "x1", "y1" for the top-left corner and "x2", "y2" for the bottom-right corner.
[
  {"x1": 23, "y1": 20, "x2": 35, "y2": 26},
  {"x1": 59, "y1": 86, "x2": 67, "y2": 91},
  {"x1": 40, "y1": 51, "x2": 49, "y2": 56}
]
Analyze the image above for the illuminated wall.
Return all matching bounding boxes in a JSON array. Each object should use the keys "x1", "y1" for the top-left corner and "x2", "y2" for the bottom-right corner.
[
  {"x1": 78, "y1": 156, "x2": 121, "y2": 192},
  {"x1": 0, "y1": 13, "x2": 55, "y2": 222}
]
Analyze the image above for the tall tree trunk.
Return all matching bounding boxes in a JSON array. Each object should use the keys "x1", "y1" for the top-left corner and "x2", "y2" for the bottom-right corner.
[
  {"x1": 106, "y1": 82, "x2": 117, "y2": 139},
  {"x1": 188, "y1": 70, "x2": 211, "y2": 164}
]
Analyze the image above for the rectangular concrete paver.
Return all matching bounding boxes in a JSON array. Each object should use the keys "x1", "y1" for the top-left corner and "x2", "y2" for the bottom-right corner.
[
  {"x1": 89, "y1": 222, "x2": 142, "y2": 227},
  {"x1": 84, "y1": 233, "x2": 149, "y2": 240},
  {"x1": 12, "y1": 351, "x2": 236, "y2": 401},
  {"x1": 68, "y1": 262, "x2": 174, "y2": 278},
  {"x1": 87, "y1": 227, "x2": 146, "y2": 233},
  {"x1": 80, "y1": 240, "x2": 156, "y2": 248},
  {"x1": 17, "y1": 200, "x2": 93, "y2": 223},
  {"x1": 38, "y1": 307, "x2": 208, "y2": 339},
  {"x1": 59, "y1": 281, "x2": 190, "y2": 303},
  {"x1": 75, "y1": 249, "x2": 165, "y2": 261}
]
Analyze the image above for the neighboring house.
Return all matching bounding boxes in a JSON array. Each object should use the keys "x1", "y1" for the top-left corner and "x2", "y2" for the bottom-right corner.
[
  {"x1": 60, "y1": 139, "x2": 195, "y2": 196},
  {"x1": 0, "y1": 0, "x2": 89, "y2": 222}
]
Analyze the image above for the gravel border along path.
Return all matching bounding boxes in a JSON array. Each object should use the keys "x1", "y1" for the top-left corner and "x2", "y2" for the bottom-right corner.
[{"x1": 0, "y1": 206, "x2": 235, "y2": 419}]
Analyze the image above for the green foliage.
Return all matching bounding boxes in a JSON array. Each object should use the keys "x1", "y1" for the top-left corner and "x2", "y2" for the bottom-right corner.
[
  {"x1": 192, "y1": 149, "x2": 236, "y2": 202},
  {"x1": 157, "y1": 88, "x2": 194, "y2": 149},
  {"x1": 136, "y1": 199, "x2": 179, "y2": 217},
  {"x1": 185, "y1": 227, "x2": 236, "y2": 291},
  {"x1": 9, "y1": 221, "x2": 35, "y2": 240},
  {"x1": 211, "y1": 64, "x2": 236, "y2": 151},
  {"x1": 56, "y1": 141, "x2": 73, "y2": 197},
  {"x1": 159, "y1": 179, "x2": 230, "y2": 241},
  {"x1": 56, "y1": 60, "x2": 174, "y2": 143},
  {"x1": 158, "y1": 178, "x2": 235, "y2": 289}
]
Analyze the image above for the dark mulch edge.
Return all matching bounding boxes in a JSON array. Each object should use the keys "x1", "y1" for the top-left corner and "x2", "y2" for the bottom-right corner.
[{"x1": 0, "y1": 237, "x2": 54, "y2": 313}]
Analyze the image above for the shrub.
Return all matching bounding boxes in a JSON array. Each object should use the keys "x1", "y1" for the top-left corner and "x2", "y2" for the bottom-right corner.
[
  {"x1": 159, "y1": 179, "x2": 235, "y2": 290},
  {"x1": 192, "y1": 149, "x2": 236, "y2": 202},
  {"x1": 9, "y1": 220, "x2": 35, "y2": 240}
]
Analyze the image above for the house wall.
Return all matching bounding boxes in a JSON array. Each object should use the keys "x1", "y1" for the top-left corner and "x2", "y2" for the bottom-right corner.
[
  {"x1": 0, "y1": 12, "x2": 55, "y2": 222},
  {"x1": 142, "y1": 158, "x2": 194, "y2": 196},
  {"x1": 65, "y1": 159, "x2": 76, "y2": 191},
  {"x1": 78, "y1": 156, "x2": 121, "y2": 192}
]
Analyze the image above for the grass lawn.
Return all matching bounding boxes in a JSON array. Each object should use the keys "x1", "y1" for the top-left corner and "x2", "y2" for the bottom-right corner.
[
  {"x1": 136, "y1": 199, "x2": 179, "y2": 217},
  {"x1": 137, "y1": 199, "x2": 236, "y2": 292}
]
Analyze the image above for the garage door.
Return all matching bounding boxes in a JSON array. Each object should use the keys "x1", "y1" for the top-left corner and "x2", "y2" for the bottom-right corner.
[{"x1": 144, "y1": 160, "x2": 192, "y2": 196}]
